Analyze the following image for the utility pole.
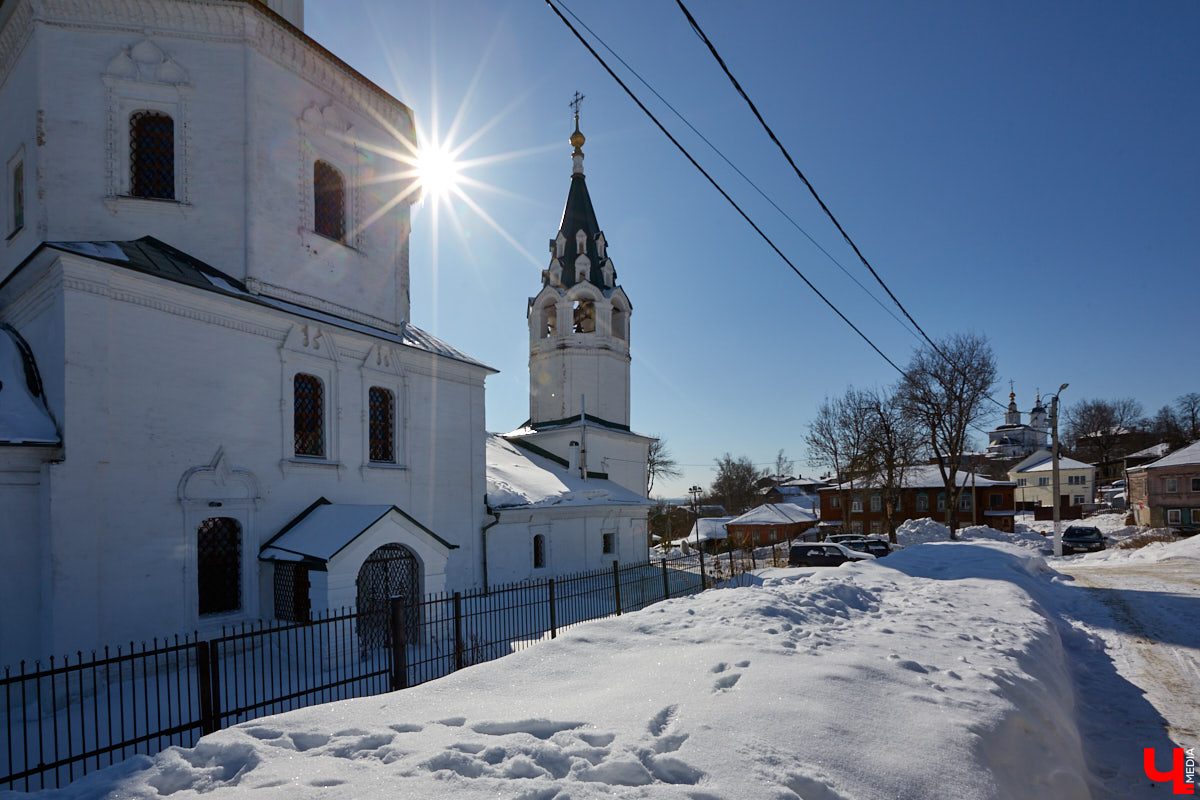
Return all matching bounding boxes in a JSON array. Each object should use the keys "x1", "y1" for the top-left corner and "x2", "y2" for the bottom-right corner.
[{"x1": 1051, "y1": 383, "x2": 1069, "y2": 557}]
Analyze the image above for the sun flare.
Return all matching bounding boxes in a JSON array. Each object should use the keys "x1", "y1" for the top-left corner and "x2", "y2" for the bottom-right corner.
[{"x1": 415, "y1": 142, "x2": 464, "y2": 203}]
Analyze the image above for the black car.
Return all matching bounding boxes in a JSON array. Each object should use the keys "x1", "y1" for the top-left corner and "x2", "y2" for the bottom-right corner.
[
  {"x1": 843, "y1": 539, "x2": 891, "y2": 558},
  {"x1": 1061, "y1": 525, "x2": 1105, "y2": 554},
  {"x1": 788, "y1": 543, "x2": 876, "y2": 568}
]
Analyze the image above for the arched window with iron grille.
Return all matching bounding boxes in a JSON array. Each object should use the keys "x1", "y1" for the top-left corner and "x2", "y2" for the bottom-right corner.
[
  {"x1": 313, "y1": 160, "x2": 345, "y2": 241},
  {"x1": 368, "y1": 386, "x2": 395, "y2": 463},
  {"x1": 294, "y1": 373, "x2": 324, "y2": 457},
  {"x1": 198, "y1": 517, "x2": 241, "y2": 615},
  {"x1": 130, "y1": 111, "x2": 175, "y2": 199}
]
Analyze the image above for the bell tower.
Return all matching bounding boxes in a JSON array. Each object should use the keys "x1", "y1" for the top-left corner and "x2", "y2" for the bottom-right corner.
[{"x1": 527, "y1": 98, "x2": 632, "y2": 428}]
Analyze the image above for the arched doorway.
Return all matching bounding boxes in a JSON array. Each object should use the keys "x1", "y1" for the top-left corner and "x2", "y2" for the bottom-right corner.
[{"x1": 355, "y1": 544, "x2": 420, "y2": 653}]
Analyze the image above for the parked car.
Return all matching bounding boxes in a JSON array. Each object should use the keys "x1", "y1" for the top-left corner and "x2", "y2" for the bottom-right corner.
[
  {"x1": 788, "y1": 543, "x2": 876, "y2": 568},
  {"x1": 843, "y1": 539, "x2": 891, "y2": 558},
  {"x1": 1061, "y1": 525, "x2": 1106, "y2": 555},
  {"x1": 826, "y1": 533, "x2": 867, "y2": 544}
]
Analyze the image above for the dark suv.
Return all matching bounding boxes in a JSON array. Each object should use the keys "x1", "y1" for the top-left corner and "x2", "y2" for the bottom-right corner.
[
  {"x1": 843, "y1": 539, "x2": 891, "y2": 558},
  {"x1": 788, "y1": 543, "x2": 875, "y2": 568},
  {"x1": 1061, "y1": 525, "x2": 1105, "y2": 555}
]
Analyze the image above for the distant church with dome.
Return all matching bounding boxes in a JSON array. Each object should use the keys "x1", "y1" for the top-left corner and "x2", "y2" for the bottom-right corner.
[{"x1": 986, "y1": 389, "x2": 1049, "y2": 459}]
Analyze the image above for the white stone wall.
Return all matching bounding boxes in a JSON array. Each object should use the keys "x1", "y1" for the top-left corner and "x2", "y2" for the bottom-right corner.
[
  {"x1": 1, "y1": 250, "x2": 487, "y2": 657},
  {"x1": 485, "y1": 505, "x2": 649, "y2": 586},
  {"x1": 0, "y1": 1, "x2": 416, "y2": 326},
  {"x1": 516, "y1": 424, "x2": 650, "y2": 497}
]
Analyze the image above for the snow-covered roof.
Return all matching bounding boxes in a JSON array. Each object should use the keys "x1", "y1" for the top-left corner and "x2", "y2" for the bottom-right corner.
[
  {"x1": 687, "y1": 517, "x2": 733, "y2": 542},
  {"x1": 822, "y1": 465, "x2": 1015, "y2": 490},
  {"x1": 1126, "y1": 442, "x2": 1171, "y2": 460},
  {"x1": 259, "y1": 499, "x2": 455, "y2": 565},
  {"x1": 486, "y1": 434, "x2": 651, "y2": 510},
  {"x1": 727, "y1": 503, "x2": 818, "y2": 527},
  {"x1": 0, "y1": 324, "x2": 59, "y2": 445},
  {"x1": 46, "y1": 238, "x2": 494, "y2": 372},
  {"x1": 1013, "y1": 455, "x2": 1094, "y2": 473},
  {"x1": 1135, "y1": 440, "x2": 1200, "y2": 470}
]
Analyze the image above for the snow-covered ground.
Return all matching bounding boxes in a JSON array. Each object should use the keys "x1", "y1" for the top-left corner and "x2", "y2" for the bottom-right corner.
[{"x1": 22, "y1": 532, "x2": 1200, "y2": 799}]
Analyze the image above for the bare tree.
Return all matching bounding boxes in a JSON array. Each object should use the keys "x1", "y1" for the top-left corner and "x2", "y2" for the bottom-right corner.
[
  {"x1": 710, "y1": 453, "x2": 763, "y2": 515},
  {"x1": 1177, "y1": 392, "x2": 1200, "y2": 442},
  {"x1": 899, "y1": 333, "x2": 998, "y2": 537},
  {"x1": 773, "y1": 449, "x2": 795, "y2": 480},
  {"x1": 646, "y1": 436, "x2": 682, "y2": 497},
  {"x1": 860, "y1": 386, "x2": 925, "y2": 543},
  {"x1": 1149, "y1": 405, "x2": 1187, "y2": 450},
  {"x1": 805, "y1": 388, "x2": 876, "y2": 533},
  {"x1": 1063, "y1": 397, "x2": 1144, "y2": 466}
]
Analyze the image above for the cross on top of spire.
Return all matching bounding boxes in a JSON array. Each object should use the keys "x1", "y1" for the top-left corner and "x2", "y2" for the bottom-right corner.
[{"x1": 570, "y1": 91, "x2": 585, "y2": 118}]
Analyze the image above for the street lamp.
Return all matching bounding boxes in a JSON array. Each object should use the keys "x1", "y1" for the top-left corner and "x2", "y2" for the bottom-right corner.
[
  {"x1": 1050, "y1": 383, "x2": 1069, "y2": 557},
  {"x1": 688, "y1": 485, "x2": 703, "y2": 550}
]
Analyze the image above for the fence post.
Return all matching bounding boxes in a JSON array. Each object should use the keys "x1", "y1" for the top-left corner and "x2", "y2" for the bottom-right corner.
[
  {"x1": 660, "y1": 558, "x2": 670, "y2": 600},
  {"x1": 699, "y1": 547, "x2": 707, "y2": 590},
  {"x1": 751, "y1": 547, "x2": 757, "y2": 571},
  {"x1": 196, "y1": 640, "x2": 220, "y2": 735},
  {"x1": 548, "y1": 579, "x2": 558, "y2": 639},
  {"x1": 612, "y1": 560, "x2": 622, "y2": 615},
  {"x1": 452, "y1": 592, "x2": 465, "y2": 671},
  {"x1": 389, "y1": 597, "x2": 409, "y2": 691},
  {"x1": 728, "y1": 548, "x2": 735, "y2": 584}
]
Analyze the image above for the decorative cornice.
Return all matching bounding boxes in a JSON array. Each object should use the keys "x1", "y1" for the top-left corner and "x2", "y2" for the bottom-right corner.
[{"x1": 1, "y1": 0, "x2": 413, "y2": 136}]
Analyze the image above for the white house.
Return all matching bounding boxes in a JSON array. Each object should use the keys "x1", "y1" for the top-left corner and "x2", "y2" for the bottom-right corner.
[
  {"x1": 0, "y1": 0, "x2": 493, "y2": 661},
  {"x1": 1009, "y1": 450, "x2": 1096, "y2": 508}
]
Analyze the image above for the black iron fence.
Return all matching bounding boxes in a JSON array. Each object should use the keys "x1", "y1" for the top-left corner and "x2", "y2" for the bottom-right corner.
[{"x1": 2, "y1": 548, "x2": 782, "y2": 791}]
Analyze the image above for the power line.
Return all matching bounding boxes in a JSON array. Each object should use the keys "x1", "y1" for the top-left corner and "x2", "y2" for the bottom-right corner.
[
  {"x1": 553, "y1": 1, "x2": 922, "y2": 344},
  {"x1": 542, "y1": 0, "x2": 905, "y2": 375},
  {"x1": 673, "y1": 0, "x2": 1008, "y2": 412}
]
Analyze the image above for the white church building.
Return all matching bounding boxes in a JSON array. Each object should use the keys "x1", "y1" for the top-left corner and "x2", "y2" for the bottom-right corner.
[{"x1": 0, "y1": 0, "x2": 651, "y2": 663}]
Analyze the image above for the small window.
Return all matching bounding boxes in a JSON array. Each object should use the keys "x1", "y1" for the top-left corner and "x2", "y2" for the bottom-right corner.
[
  {"x1": 533, "y1": 534, "x2": 546, "y2": 569},
  {"x1": 314, "y1": 160, "x2": 346, "y2": 241},
  {"x1": 198, "y1": 517, "x2": 241, "y2": 615},
  {"x1": 1192, "y1": 478, "x2": 1200, "y2": 492},
  {"x1": 850, "y1": 521, "x2": 863, "y2": 535},
  {"x1": 368, "y1": 386, "x2": 395, "y2": 463},
  {"x1": 602, "y1": 532, "x2": 615, "y2": 554},
  {"x1": 870, "y1": 521, "x2": 881, "y2": 535},
  {"x1": 129, "y1": 111, "x2": 175, "y2": 199},
  {"x1": 10, "y1": 160, "x2": 23, "y2": 233},
  {"x1": 1166, "y1": 478, "x2": 1178, "y2": 493},
  {"x1": 1017, "y1": 478, "x2": 1027, "y2": 487},
  {"x1": 990, "y1": 493, "x2": 1003, "y2": 509},
  {"x1": 959, "y1": 493, "x2": 973, "y2": 512},
  {"x1": 1166, "y1": 509, "x2": 1181, "y2": 525},
  {"x1": 851, "y1": 495, "x2": 863, "y2": 513},
  {"x1": 937, "y1": 493, "x2": 946, "y2": 511},
  {"x1": 1073, "y1": 495, "x2": 1085, "y2": 505},
  {"x1": 830, "y1": 496, "x2": 840, "y2": 509},
  {"x1": 538, "y1": 299, "x2": 557, "y2": 339},
  {"x1": 915, "y1": 493, "x2": 929, "y2": 512},
  {"x1": 1038, "y1": 477, "x2": 1049, "y2": 486},
  {"x1": 294, "y1": 373, "x2": 324, "y2": 457},
  {"x1": 870, "y1": 494, "x2": 881, "y2": 512}
]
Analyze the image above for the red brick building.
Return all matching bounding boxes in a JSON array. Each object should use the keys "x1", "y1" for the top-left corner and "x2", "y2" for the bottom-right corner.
[
  {"x1": 818, "y1": 466, "x2": 1017, "y2": 534},
  {"x1": 725, "y1": 503, "x2": 819, "y2": 548}
]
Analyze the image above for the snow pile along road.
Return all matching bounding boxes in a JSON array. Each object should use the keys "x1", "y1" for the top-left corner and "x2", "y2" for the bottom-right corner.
[{"x1": 33, "y1": 545, "x2": 1091, "y2": 799}]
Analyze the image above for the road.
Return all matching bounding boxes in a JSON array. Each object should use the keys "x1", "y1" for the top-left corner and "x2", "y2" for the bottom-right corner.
[{"x1": 1056, "y1": 557, "x2": 1200, "y2": 797}]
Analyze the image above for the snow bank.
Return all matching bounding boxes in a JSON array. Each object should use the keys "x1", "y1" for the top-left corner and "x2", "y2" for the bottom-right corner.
[
  {"x1": 895, "y1": 516, "x2": 951, "y2": 545},
  {"x1": 35, "y1": 546, "x2": 1090, "y2": 800},
  {"x1": 959, "y1": 524, "x2": 1048, "y2": 552},
  {"x1": 1077, "y1": 531, "x2": 1200, "y2": 565}
]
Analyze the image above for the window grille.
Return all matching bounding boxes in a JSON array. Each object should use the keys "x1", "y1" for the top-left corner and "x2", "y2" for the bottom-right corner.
[
  {"x1": 602, "y1": 532, "x2": 615, "y2": 554},
  {"x1": 369, "y1": 386, "x2": 395, "y2": 462},
  {"x1": 198, "y1": 517, "x2": 241, "y2": 615},
  {"x1": 355, "y1": 544, "x2": 419, "y2": 653},
  {"x1": 533, "y1": 534, "x2": 546, "y2": 569},
  {"x1": 130, "y1": 111, "x2": 175, "y2": 199},
  {"x1": 294, "y1": 373, "x2": 324, "y2": 457},
  {"x1": 313, "y1": 160, "x2": 345, "y2": 241}
]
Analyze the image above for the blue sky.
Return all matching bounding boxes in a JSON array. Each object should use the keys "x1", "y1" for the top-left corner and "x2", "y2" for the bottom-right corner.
[{"x1": 306, "y1": 0, "x2": 1200, "y2": 499}]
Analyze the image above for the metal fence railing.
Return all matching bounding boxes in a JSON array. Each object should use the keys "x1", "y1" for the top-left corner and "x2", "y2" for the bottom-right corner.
[{"x1": 2, "y1": 547, "x2": 785, "y2": 792}]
